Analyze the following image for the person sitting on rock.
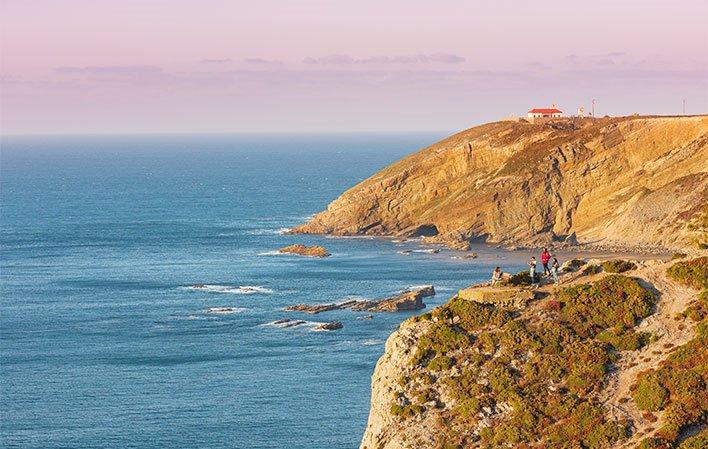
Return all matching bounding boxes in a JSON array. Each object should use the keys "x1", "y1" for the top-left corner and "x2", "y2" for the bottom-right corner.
[
  {"x1": 491, "y1": 267, "x2": 503, "y2": 286},
  {"x1": 551, "y1": 257, "x2": 561, "y2": 285},
  {"x1": 541, "y1": 248, "x2": 552, "y2": 277},
  {"x1": 529, "y1": 256, "x2": 539, "y2": 289}
]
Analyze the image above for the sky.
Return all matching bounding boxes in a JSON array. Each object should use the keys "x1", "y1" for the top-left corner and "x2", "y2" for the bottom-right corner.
[{"x1": 1, "y1": 0, "x2": 707, "y2": 134}]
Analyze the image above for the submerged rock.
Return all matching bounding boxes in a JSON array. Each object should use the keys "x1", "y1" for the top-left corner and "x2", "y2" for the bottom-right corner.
[
  {"x1": 271, "y1": 318, "x2": 307, "y2": 328},
  {"x1": 314, "y1": 321, "x2": 343, "y2": 331},
  {"x1": 285, "y1": 285, "x2": 435, "y2": 314},
  {"x1": 278, "y1": 244, "x2": 330, "y2": 258}
]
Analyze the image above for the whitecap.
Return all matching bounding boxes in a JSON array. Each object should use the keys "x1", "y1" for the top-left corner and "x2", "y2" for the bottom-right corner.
[
  {"x1": 245, "y1": 227, "x2": 292, "y2": 236},
  {"x1": 206, "y1": 307, "x2": 247, "y2": 314},
  {"x1": 407, "y1": 284, "x2": 434, "y2": 291},
  {"x1": 181, "y1": 284, "x2": 274, "y2": 295},
  {"x1": 257, "y1": 250, "x2": 285, "y2": 256},
  {"x1": 362, "y1": 339, "x2": 383, "y2": 346},
  {"x1": 261, "y1": 319, "x2": 334, "y2": 331}
]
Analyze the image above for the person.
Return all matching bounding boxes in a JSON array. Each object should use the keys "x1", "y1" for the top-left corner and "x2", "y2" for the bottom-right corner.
[
  {"x1": 541, "y1": 247, "x2": 551, "y2": 277},
  {"x1": 551, "y1": 257, "x2": 560, "y2": 285},
  {"x1": 491, "y1": 267, "x2": 503, "y2": 286},
  {"x1": 529, "y1": 256, "x2": 538, "y2": 288}
]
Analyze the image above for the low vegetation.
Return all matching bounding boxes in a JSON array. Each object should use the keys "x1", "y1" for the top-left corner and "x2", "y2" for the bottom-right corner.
[
  {"x1": 666, "y1": 256, "x2": 708, "y2": 290},
  {"x1": 601, "y1": 259, "x2": 637, "y2": 273},
  {"x1": 556, "y1": 274, "x2": 656, "y2": 345},
  {"x1": 582, "y1": 264, "x2": 602, "y2": 275},
  {"x1": 632, "y1": 322, "x2": 707, "y2": 445},
  {"x1": 391, "y1": 275, "x2": 656, "y2": 448}
]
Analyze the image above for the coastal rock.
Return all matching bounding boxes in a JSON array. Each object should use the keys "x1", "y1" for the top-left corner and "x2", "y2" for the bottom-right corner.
[
  {"x1": 292, "y1": 116, "x2": 708, "y2": 252},
  {"x1": 278, "y1": 244, "x2": 330, "y2": 257},
  {"x1": 314, "y1": 321, "x2": 343, "y2": 331},
  {"x1": 285, "y1": 285, "x2": 435, "y2": 314},
  {"x1": 271, "y1": 319, "x2": 307, "y2": 328},
  {"x1": 457, "y1": 285, "x2": 534, "y2": 308}
]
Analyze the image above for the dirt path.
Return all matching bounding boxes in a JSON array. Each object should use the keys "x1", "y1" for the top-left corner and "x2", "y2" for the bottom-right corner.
[
  {"x1": 531, "y1": 259, "x2": 697, "y2": 447},
  {"x1": 597, "y1": 261, "x2": 696, "y2": 447}
]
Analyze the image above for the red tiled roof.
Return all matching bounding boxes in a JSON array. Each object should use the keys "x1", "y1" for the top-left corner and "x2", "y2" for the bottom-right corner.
[{"x1": 528, "y1": 108, "x2": 562, "y2": 114}]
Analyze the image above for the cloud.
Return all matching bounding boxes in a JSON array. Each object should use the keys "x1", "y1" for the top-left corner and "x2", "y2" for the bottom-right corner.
[
  {"x1": 54, "y1": 65, "x2": 165, "y2": 75},
  {"x1": 243, "y1": 58, "x2": 283, "y2": 65},
  {"x1": 199, "y1": 58, "x2": 233, "y2": 64},
  {"x1": 303, "y1": 53, "x2": 466, "y2": 65}
]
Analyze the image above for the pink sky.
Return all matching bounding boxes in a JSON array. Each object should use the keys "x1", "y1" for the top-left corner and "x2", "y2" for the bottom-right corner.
[{"x1": 2, "y1": 0, "x2": 707, "y2": 134}]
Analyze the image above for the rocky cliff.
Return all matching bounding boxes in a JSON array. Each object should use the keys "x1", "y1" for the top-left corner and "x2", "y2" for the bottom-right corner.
[
  {"x1": 359, "y1": 257, "x2": 707, "y2": 449},
  {"x1": 293, "y1": 116, "x2": 708, "y2": 251}
]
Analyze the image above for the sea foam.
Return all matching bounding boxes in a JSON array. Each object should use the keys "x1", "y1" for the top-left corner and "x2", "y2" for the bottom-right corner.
[{"x1": 182, "y1": 284, "x2": 274, "y2": 295}]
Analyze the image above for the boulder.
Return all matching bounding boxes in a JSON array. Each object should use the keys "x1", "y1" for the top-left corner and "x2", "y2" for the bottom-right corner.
[
  {"x1": 457, "y1": 286, "x2": 535, "y2": 308},
  {"x1": 278, "y1": 244, "x2": 330, "y2": 257},
  {"x1": 315, "y1": 321, "x2": 343, "y2": 331}
]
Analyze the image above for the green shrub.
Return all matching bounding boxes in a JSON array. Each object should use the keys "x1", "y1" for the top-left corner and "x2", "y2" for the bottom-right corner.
[
  {"x1": 632, "y1": 374, "x2": 668, "y2": 411},
  {"x1": 390, "y1": 403, "x2": 424, "y2": 418},
  {"x1": 596, "y1": 327, "x2": 653, "y2": 350},
  {"x1": 582, "y1": 264, "x2": 602, "y2": 275},
  {"x1": 667, "y1": 257, "x2": 708, "y2": 289},
  {"x1": 435, "y1": 296, "x2": 512, "y2": 332},
  {"x1": 556, "y1": 275, "x2": 655, "y2": 338},
  {"x1": 428, "y1": 355, "x2": 453, "y2": 371},
  {"x1": 563, "y1": 259, "x2": 587, "y2": 272},
  {"x1": 636, "y1": 437, "x2": 665, "y2": 449},
  {"x1": 677, "y1": 430, "x2": 708, "y2": 449},
  {"x1": 631, "y1": 326, "x2": 708, "y2": 444},
  {"x1": 507, "y1": 270, "x2": 532, "y2": 286},
  {"x1": 601, "y1": 259, "x2": 637, "y2": 273}
]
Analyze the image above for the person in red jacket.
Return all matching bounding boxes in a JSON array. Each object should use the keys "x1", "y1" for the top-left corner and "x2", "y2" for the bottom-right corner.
[{"x1": 540, "y1": 247, "x2": 552, "y2": 277}]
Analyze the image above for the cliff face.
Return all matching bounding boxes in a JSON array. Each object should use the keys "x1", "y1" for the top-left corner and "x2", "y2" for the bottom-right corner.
[
  {"x1": 294, "y1": 116, "x2": 708, "y2": 251},
  {"x1": 359, "y1": 258, "x2": 707, "y2": 449}
]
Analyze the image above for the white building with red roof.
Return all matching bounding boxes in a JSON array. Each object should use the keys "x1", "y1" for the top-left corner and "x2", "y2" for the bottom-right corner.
[{"x1": 527, "y1": 107, "x2": 563, "y2": 118}]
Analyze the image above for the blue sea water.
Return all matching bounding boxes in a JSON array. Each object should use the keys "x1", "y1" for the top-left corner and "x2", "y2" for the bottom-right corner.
[{"x1": 0, "y1": 133, "x2": 528, "y2": 449}]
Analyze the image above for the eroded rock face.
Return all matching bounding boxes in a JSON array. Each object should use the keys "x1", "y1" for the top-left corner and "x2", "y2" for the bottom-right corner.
[
  {"x1": 293, "y1": 116, "x2": 708, "y2": 251},
  {"x1": 278, "y1": 244, "x2": 331, "y2": 257},
  {"x1": 285, "y1": 286, "x2": 435, "y2": 314}
]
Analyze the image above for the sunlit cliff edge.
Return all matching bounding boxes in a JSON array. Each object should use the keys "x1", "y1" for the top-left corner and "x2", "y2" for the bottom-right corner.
[{"x1": 293, "y1": 116, "x2": 708, "y2": 252}]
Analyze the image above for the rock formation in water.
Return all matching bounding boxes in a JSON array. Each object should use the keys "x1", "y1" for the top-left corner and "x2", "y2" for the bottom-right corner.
[
  {"x1": 278, "y1": 244, "x2": 331, "y2": 257},
  {"x1": 285, "y1": 286, "x2": 436, "y2": 314},
  {"x1": 293, "y1": 116, "x2": 708, "y2": 252},
  {"x1": 359, "y1": 256, "x2": 708, "y2": 449}
]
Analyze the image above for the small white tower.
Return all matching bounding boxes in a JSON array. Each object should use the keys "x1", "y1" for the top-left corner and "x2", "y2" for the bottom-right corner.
[{"x1": 577, "y1": 106, "x2": 585, "y2": 118}]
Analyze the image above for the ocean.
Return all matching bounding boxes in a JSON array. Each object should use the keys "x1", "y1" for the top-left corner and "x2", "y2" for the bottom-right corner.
[{"x1": 0, "y1": 133, "x2": 528, "y2": 449}]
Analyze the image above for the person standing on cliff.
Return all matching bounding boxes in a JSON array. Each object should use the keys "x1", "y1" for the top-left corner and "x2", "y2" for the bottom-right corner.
[
  {"x1": 491, "y1": 267, "x2": 503, "y2": 286},
  {"x1": 551, "y1": 257, "x2": 560, "y2": 285},
  {"x1": 541, "y1": 248, "x2": 552, "y2": 277},
  {"x1": 529, "y1": 256, "x2": 539, "y2": 289}
]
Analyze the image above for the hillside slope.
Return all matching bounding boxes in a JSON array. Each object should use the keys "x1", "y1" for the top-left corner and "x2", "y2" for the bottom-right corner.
[
  {"x1": 359, "y1": 257, "x2": 707, "y2": 449},
  {"x1": 294, "y1": 116, "x2": 708, "y2": 251}
]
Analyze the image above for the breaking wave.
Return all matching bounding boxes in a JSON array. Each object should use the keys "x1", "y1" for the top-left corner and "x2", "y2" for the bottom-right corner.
[{"x1": 181, "y1": 284, "x2": 274, "y2": 295}]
